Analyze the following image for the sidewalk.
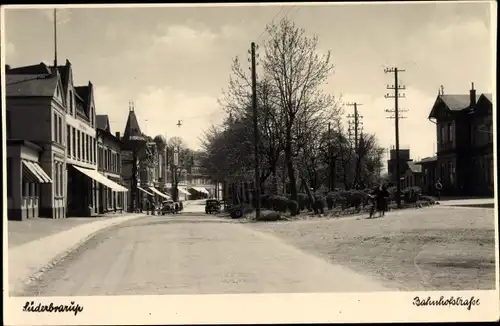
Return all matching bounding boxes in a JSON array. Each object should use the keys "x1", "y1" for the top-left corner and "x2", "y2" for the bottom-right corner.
[
  {"x1": 438, "y1": 198, "x2": 495, "y2": 208},
  {"x1": 8, "y1": 213, "x2": 139, "y2": 248},
  {"x1": 8, "y1": 213, "x2": 145, "y2": 295}
]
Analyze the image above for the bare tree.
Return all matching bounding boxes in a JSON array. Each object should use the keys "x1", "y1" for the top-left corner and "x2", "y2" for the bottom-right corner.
[
  {"x1": 261, "y1": 18, "x2": 335, "y2": 201},
  {"x1": 166, "y1": 137, "x2": 194, "y2": 201}
]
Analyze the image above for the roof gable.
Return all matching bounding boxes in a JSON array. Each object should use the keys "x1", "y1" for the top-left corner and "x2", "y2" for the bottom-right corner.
[
  {"x1": 96, "y1": 114, "x2": 111, "y2": 132},
  {"x1": 6, "y1": 74, "x2": 59, "y2": 97},
  {"x1": 6, "y1": 62, "x2": 52, "y2": 75}
]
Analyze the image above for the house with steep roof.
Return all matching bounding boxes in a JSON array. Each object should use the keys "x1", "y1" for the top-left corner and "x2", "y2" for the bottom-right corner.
[
  {"x1": 96, "y1": 114, "x2": 128, "y2": 214},
  {"x1": 5, "y1": 66, "x2": 63, "y2": 219},
  {"x1": 428, "y1": 83, "x2": 493, "y2": 196}
]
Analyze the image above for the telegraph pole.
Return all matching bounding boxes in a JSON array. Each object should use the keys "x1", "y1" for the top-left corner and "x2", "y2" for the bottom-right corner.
[
  {"x1": 250, "y1": 42, "x2": 261, "y2": 219},
  {"x1": 327, "y1": 122, "x2": 335, "y2": 191},
  {"x1": 384, "y1": 67, "x2": 407, "y2": 208},
  {"x1": 347, "y1": 102, "x2": 363, "y2": 188},
  {"x1": 346, "y1": 102, "x2": 363, "y2": 150}
]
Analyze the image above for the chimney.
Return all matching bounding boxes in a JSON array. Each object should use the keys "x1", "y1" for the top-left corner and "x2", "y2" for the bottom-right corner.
[
  {"x1": 470, "y1": 82, "x2": 476, "y2": 107},
  {"x1": 115, "y1": 132, "x2": 121, "y2": 139}
]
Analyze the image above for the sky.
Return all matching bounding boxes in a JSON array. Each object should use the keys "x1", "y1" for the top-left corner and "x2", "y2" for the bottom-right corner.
[{"x1": 2, "y1": 2, "x2": 495, "y2": 164}]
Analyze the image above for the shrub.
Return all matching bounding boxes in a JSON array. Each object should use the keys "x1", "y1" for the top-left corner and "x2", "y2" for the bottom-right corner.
[
  {"x1": 420, "y1": 195, "x2": 436, "y2": 205},
  {"x1": 346, "y1": 190, "x2": 365, "y2": 210},
  {"x1": 403, "y1": 186, "x2": 422, "y2": 203},
  {"x1": 296, "y1": 193, "x2": 311, "y2": 211},
  {"x1": 256, "y1": 210, "x2": 281, "y2": 222},
  {"x1": 269, "y1": 195, "x2": 288, "y2": 213},
  {"x1": 287, "y1": 199, "x2": 299, "y2": 216},
  {"x1": 314, "y1": 197, "x2": 326, "y2": 214}
]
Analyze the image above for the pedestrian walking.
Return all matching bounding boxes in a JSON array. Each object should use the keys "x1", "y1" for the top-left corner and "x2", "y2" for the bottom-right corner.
[
  {"x1": 380, "y1": 184, "x2": 389, "y2": 216},
  {"x1": 435, "y1": 179, "x2": 443, "y2": 200}
]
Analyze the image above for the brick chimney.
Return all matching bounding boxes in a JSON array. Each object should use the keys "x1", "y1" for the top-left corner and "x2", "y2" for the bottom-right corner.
[
  {"x1": 115, "y1": 132, "x2": 121, "y2": 139},
  {"x1": 470, "y1": 82, "x2": 476, "y2": 107}
]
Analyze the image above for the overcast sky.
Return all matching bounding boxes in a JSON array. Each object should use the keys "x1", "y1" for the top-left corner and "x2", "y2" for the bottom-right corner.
[{"x1": 3, "y1": 2, "x2": 495, "y2": 162}]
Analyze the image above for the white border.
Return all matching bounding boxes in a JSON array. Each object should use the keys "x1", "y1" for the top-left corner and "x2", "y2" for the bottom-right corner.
[{"x1": 2, "y1": 1, "x2": 499, "y2": 325}]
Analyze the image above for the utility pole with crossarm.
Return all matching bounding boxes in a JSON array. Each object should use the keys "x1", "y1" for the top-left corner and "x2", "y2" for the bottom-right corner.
[{"x1": 384, "y1": 67, "x2": 407, "y2": 208}]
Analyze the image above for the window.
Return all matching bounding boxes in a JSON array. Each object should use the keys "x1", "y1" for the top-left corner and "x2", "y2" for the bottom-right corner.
[
  {"x1": 6, "y1": 110, "x2": 11, "y2": 139},
  {"x1": 53, "y1": 113, "x2": 58, "y2": 141},
  {"x1": 57, "y1": 116, "x2": 62, "y2": 144},
  {"x1": 117, "y1": 153, "x2": 121, "y2": 173},
  {"x1": 67, "y1": 126, "x2": 71, "y2": 156},
  {"x1": 94, "y1": 139, "x2": 97, "y2": 164},
  {"x1": 7, "y1": 158, "x2": 12, "y2": 197},
  {"x1": 86, "y1": 135, "x2": 90, "y2": 162},
  {"x1": 77, "y1": 131, "x2": 81, "y2": 159},
  {"x1": 447, "y1": 123, "x2": 453, "y2": 143},
  {"x1": 69, "y1": 90, "x2": 74, "y2": 115},
  {"x1": 439, "y1": 124, "x2": 445, "y2": 144},
  {"x1": 71, "y1": 128, "x2": 76, "y2": 158}
]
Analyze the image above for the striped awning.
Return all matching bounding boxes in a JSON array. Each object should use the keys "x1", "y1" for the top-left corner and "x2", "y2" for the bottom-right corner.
[
  {"x1": 149, "y1": 187, "x2": 171, "y2": 199},
  {"x1": 22, "y1": 161, "x2": 52, "y2": 183},
  {"x1": 137, "y1": 186, "x2": 154, "y2": 196},
  {"x1": 177, "y1": 187, "x2": 190, "y2": 195}
]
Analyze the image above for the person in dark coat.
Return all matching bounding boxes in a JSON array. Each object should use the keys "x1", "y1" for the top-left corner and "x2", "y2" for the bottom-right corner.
[{"x1": 379, "y1": 184, "x2": 389, "y2": 216}]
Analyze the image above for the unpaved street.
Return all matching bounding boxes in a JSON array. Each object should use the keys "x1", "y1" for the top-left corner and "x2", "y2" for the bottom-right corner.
[{"x1": 18, "y1": 213, "x2": 390, "y2": 296}]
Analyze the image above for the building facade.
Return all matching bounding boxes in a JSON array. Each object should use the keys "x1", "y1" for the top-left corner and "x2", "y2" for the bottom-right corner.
[
  {"x1": 428, "y1": 84, "x2": 493, "y2": 197},
  {"x1": 6, "y1": 63, "x2": 67, "y2": 218},
  {"x1": 96, "y1": 115, "x2": 128, "y2": 213},
  {"x1": 6, "y1": 140, "x2": 53, "y2": 220},
  {"x1": 6, "y1": 61, "x2": 130, "y2": 218}
]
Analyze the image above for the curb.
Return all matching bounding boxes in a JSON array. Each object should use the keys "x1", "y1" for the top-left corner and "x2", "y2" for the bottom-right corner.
[{"x1": 9, "y1": 214, "x2": 145, "y2": 296}]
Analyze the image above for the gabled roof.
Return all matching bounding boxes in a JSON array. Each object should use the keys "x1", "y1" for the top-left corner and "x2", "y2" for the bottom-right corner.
[
  {"x1": 428, "y1": 93, "x2": 481, "y2": 119},
  {"x1": 6, "y1": 74, "x2": 59, "y2": 97},
  {"x1": 477, "y1": 93, "x2": 493, "y2": 104},
  {"x1": 416, "y1": 156, "x2": 437, "y2": 164},
  {"x1": 74, "y1": 83, "x2": 94, "y2": 118},
  {"x1": 440, "y1": 94, "x2": 479, "y2": 111},
  {"x1": 407, "y1": 162, "x2": 422, "y2": 174},
  {"x1": 6, "y1": 62, "x2": 52, "y2": 75},
  {"x1": 96, "y1": 114, "x2": 111, "y2": 133}
]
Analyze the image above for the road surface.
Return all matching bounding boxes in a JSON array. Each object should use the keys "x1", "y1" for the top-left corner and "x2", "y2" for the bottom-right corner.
[{"x1": 17, "y1": 212, "x2": 390, "y2": 296}]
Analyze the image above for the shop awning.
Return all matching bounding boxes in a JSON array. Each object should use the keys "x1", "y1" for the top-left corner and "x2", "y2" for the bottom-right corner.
[
  {"x1": 191, "y1": 186, "x2": 209, "y2": 195},
  {"x1": 73, "y1": 165, "x2": 128, "y2": 192},
  {"x1": 138, "y1": 186, "x2": 154, "y2": 196},
  {"x1": 177, "y1": 187, "x2": 190, "y2": 195},
  {"x1": 149, "y1": 187, "x2": 171, "y2": 199},
  {"x1": 22, "y1": 161, "x2": 52, "y2": 183}
]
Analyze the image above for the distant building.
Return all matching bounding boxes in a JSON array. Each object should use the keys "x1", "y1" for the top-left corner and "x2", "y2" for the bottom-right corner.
[
  {"x1": 414, "y1": 156, "x2": 438, "y2": 195},
  {"x1": 428, "y1": 83, "x2": 493, "y2": 197},
  {"x1": 96, "y1": 114, "x2": 128, "y2": 214},
  {"x1": 386, "y1": 148, "x2": 413, "y2": 188}
]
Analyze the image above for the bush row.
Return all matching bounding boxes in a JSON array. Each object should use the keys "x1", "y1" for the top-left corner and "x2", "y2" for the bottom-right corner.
[{"x1": 249, "y1": 186, "x2": 434, "y2": 219}]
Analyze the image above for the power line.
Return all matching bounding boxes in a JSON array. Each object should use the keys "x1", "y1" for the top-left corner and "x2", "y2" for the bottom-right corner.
[
  {"x1": 256, "y1": 5, "x2": 297, "y2": 44},
  {"x1": 346, "y1": 102, "x2": 363, "y2": 150}
]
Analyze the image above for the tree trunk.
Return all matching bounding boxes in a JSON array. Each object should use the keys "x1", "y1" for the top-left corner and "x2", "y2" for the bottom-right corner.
[
  {"x1": 300, "y1": 175, "x2": 318, "y2": 214},
  {"x1": 285, "y1": 131, "x2": 298, "y2": 201},
  {"x1": 271, "y1": 167, "x2": 278, "y2": 195}
]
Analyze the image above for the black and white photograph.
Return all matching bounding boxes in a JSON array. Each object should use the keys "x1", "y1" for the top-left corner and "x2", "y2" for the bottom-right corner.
[{"x1": 2, "y1": 1, "x2": 498, "y2": 324}]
